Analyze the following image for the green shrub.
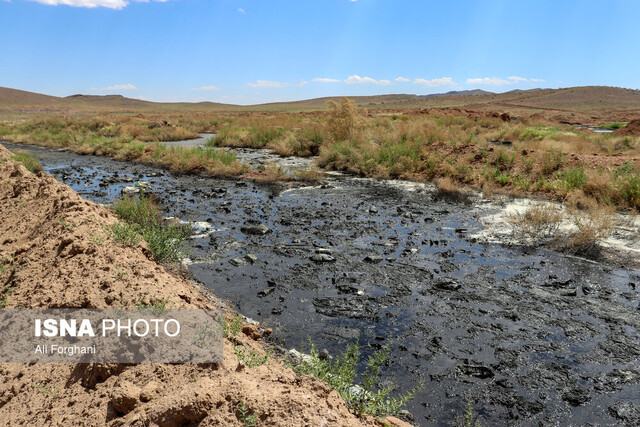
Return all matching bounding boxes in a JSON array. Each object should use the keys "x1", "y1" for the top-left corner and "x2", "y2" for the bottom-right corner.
[
  {"x1": 558, "y1": 166, "x2": 586, "y2": 190},
  {"x1": 293, "y1": 339, "x2": 422, "y2": 417},
  {"x1": 10, "y1": 151, "x2": 43, "y2": 173},
  {"x1": 108, "y1": 222, "x2": 143, "y2": 246},
  {"x1": 111, "y1": 195, "x2": 160, "y2": 227},
  {"x1": 521, "y1": 126, "x2": 559, "y2": 141},
  {"x1": 540, "y1": 149, "x2": 564, "y2": 175},
  {"x1": 110, "y1": 195, "x2": 191, "y2": 263}
]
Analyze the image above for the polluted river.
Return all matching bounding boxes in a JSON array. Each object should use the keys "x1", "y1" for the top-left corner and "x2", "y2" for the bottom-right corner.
[{"x1": 3, "y1": 141, "x2": 639, "y2": 426}]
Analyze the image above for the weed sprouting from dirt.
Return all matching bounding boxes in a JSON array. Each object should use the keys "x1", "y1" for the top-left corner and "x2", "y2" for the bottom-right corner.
[
  {"x1": 137, "y1": 298, "x2": 170, "y2": 315},
  {"x1": 223, "y1": 314, "x2": 244, "y2": 339},
  {"x1": 109, "y1": 195, "x2": 192, "y2": 264},
  {"x1": 234, "y1": 345, "x2": 270, "y2": 368},
  {"x1": 293, "y1": 338, "x2": 422, "y2": 417},
  {"x1": 235, "y1": 400, "x2": 258, "y2": 427},
  {"x1": 34, "y1": 382, "x2": 60, "y2": 398},
  {"x1": 10, "y1": 150, "x2": 43, "y2": 173}
]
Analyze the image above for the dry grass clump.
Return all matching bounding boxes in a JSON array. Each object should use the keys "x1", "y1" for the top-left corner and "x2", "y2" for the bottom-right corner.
[
  {"x1": 249, "y1": 162, "x2": 290, "y2": 183},
  {"x1": 435, "y1": 177, "x2": 469, "y2": 203},
  {"x1": 505, "y1": 203, "x2": 564, "y2": 242},
  {"x1": 506, "y1": 197, "x2": 616, "y2": 258},
  {"x1": 142, "y1": 144, "x2": 247, "y2": 176},
  {"x1": 293, "y1": 167, "x2": 325, "y2": 184},
  {"x1": 561, "y1": 196, "x2": 616, "y2": 257},
  {"x1": 326, "y1": 97, "x2": 361, "y2": 142}
]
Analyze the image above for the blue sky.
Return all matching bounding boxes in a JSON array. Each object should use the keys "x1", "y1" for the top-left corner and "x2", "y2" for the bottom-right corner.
[{"x1": 1, "y1": 0, "x2": 639, "y2": 105}]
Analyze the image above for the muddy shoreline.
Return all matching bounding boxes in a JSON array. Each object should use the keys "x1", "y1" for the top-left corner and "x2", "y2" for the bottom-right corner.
[{"x1": 4, "y1": 141, "x2": 640, "y2": 426}]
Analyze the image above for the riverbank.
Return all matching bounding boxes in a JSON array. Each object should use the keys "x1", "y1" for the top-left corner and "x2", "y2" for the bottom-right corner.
[{"x1": 0, "y1": 144, "x2": 408, "y2": 426}]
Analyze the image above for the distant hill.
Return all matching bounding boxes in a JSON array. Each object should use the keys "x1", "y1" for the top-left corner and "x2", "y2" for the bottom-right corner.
[
  {"x1": 0, "y1": 87, "x2": 65, "y2": 107},
  {"x1": 1, "y1": 85, "x2": 639, "y2": 117}
]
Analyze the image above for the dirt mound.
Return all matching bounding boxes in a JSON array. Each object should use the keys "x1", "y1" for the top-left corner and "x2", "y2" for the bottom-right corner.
[
  {"x1": 0, "y1": 145, "x2": 403, "y2": 426},
  {"x1": 415, "y1": 107, "x2": 512, "y2": 122},
  {"x1": 614, "y1": 119, "x2": 640, "y2": 136}
]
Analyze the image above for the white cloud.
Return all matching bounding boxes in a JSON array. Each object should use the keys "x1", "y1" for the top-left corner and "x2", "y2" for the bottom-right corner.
[
  {"x1": 190, "y1": 85, "x2": 220, "y2": 91},
  {"x1": 344, "y1": 75, "x2": 391, "y2": 86},
  {"x1": 466, "y1": 77, "x2": 512, "y2": 86},
  {"x1": 394, "y1": 77, "x2": 410, "y2": 82},
  {"x1": 27, "y1": 0, "x2": 170, "y2": 10},
  {"x1": 312, "y1": 78, "x2": 341, "y2": 83},
  {"x1": 414, "y1": 77, "x2": 456, "y2": 87},
  {"x1": 467, "y1": 76, "x2": 546, "y2": 86},
  {"x1": 507, "y1": 76, "x2": 528, "y2": 83},
  {"x1": 89, "y1": 83, "x2": 137, "y2": 91},
  {"x1": 237, "y1": 8, "x2": 245, "y2": 14},
  {"x1": 248, "y1": 80, "x2": 308, "y2": 88}
]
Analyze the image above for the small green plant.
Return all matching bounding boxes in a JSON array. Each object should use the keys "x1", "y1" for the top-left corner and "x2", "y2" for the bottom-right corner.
[
  {"x1": 141, "y1": 223, "x2": 191, "y2": 263},
  {"x1": 0, "y1": 258, "x2": 10, "y2": 274},
  {"x1": 112, "y1": 264, "x2": 128, "y2": 280},
  {"x1": 193, "y1": 320, "x2": 223, "y2": 349},
  {"x1": 108, "y1": 222, "x2": 143, "y2": 246},
  {"x1": 540, "y1": 149, "x2": 564, "y2": 175},
  {"x1": 57, "y1": 217, "x2": 76, "y2": 231},
  {"x1": 34, "y1": 382, "x2": 60, "y2": 398},
  {"x1": 10, "y1": 151, "x2": 43, "y2": 173},
  {"x1": 224, "y1": 314, "x2": 244, "y2": 339},
  {"x1": 558, "y1": 166, "x2": 586, "y2": 190},
  {"x1": 111, "y1": 194, "x2": 160, "y2": 227},
  {"x1": 110, "y1": 195, "x2": 191, "y2": 263},
  {"x1": 459, "y1": 395, "x2": 482, "y2": 427},
  {"x1": 88, "y1": 233, "x2": 105, "y2": 245},
  {"x1": 235, "y1": 400, "x2": 257, "y2": 427},
  {"x1": 293, "y1": 338, "x2": 422, "y2": 417},
  {"x1": 495, "y1": 149, "x2": 515, "y2": 170},
  {"x1": 137, "y1": 298, "x2": 169, "y2": 315},
  {"x1": 234, "y1": 345, "x2": 270, "y2": 368}
]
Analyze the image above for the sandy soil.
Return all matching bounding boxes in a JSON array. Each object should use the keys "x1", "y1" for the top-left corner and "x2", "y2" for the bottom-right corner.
[{"x1": 0, "y1": 145, "x2": 406, "y2": 426}]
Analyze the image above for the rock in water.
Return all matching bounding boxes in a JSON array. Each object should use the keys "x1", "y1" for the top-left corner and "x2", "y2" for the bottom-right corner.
[
  {"x1": 433, "y1": 278, "x2": 461, "y2": 291},
  {"x1": 310, "y1": 254, "x2": 336, "y2": 263},
  {"x1": 240, "y1": 223, "x2": 270, "y2": 235}
]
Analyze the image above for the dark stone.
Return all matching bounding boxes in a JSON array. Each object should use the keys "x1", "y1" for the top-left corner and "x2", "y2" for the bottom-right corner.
[
  {"x1": 310, "y1": 254, "x2": 336, "y2": 263},
  {"x1": 608, "y1": 401, "x2": 640, "y2": 424},
  {"x1": 433, "y1": 278, "x2": 461, "y2": 291},
  {"x1": 240, "y1": 223, "x2": 270, "y2": 235},
  {"x1": 562, "y1": 386, "x2": 591, "y2": 406}
]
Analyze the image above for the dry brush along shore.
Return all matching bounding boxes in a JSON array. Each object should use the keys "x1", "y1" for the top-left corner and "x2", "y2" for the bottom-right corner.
[
  {"x1": 0, "y1": 145, "x2": 409, "y2": 427},
  {"x1": 2, "y1": 100, "x2": 640, "y2": 212}
]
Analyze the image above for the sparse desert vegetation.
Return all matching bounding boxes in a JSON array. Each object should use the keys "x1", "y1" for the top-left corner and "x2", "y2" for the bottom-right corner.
[{"x1": 2, "y1": 97, "x2": 639, "y2": 208}]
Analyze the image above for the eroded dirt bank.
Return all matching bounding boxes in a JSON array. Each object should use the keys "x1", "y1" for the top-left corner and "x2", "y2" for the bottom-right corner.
[
  {"x1": 0, "y1": 144, "x2": 402, "y2": 426},
  {"x1": 3, "y1": 142, "x2": 640, "y2": 426}
]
